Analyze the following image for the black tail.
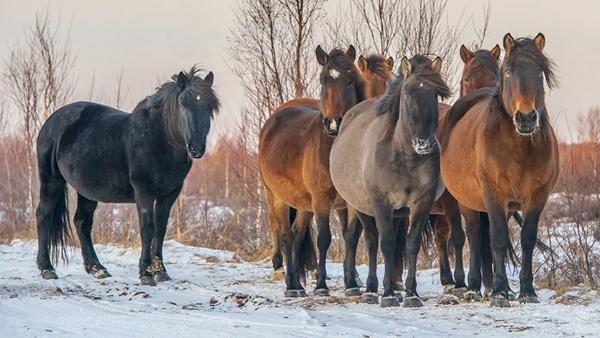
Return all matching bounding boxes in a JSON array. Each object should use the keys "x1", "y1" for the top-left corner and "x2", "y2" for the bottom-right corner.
[
  {"x1": 49, "y1": 186, "x2": 72, "y2": 264},
  {"x1": 290, "y1": 207, "x2": 317, "y2": 284},
  {"x1": 480, "y1": 213, "x2": 519, "y2": 267},
  {"x1": 421, "y1": 215, "x2": 436, "y2": 253},
  {"x1": 511, "y1": 212, "x2": 556, "y2": 257}
]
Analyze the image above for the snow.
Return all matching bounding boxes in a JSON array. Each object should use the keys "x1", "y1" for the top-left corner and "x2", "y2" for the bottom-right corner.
[{"x1": 1, "y1": 240, "x2": 599, "y2": 337}]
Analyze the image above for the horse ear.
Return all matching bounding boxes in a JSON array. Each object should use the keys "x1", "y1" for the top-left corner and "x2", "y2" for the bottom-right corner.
[
  {"x1": 346, "y1": 45, "x2": 356, "y2": 61},
  {"x1": 503, "y1": 33, "x2": 516, "y2": 55},
  {"x1": 431, "y1": 57, "x2": 443, "y2": 73},
  {"x1": 204, "y1": 71, "x2": 214, "y2": 86},
  {"x1": 459, "y1": 45, "x2": 473, "y2": 63},
  {"x1": 385, "y1": 57, "x2": 394, "y2": 71},
  {"x1": 533, "y1": 33, "x2": 545, "y2": 51},
  {"x1": 490, "y1": 44, "x2": 501, "y2": 59},
  {"x1": 176, "y1": 71, "x2": 187, "y2": 91},
  {"x1": 400, "y1": 57, "x2": 411, "y2": 78},
  {"x1": 315, "y1": 45, "x2": 328, "y2": 66},
  {"x1": 357, "y1": 55, "x2": 367, "y2": 72}
]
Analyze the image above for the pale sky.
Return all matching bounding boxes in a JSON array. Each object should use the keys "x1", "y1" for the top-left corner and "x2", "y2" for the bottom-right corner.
[{"x1": 1, "y1": 0, "x2": 599, "y2": 141}]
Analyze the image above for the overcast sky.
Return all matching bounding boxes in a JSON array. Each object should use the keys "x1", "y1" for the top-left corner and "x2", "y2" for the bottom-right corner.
[{"x1": 1, "y1": 0, "x2": 599, "y2": 141}]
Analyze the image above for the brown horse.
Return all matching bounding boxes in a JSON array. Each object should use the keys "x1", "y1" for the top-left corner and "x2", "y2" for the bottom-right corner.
[
  {"x1": 430, "y1": 44, "x2": 501, "y2": 294},
  {"x1": 259, "y1": 45, "x2": 366, "y2": 297},
  {"x1": 358, "y1": 54, "x2": 394, "y2": 98},
  {"x1": 440, "y1": 33, "x2": 559, "y2": 307}
]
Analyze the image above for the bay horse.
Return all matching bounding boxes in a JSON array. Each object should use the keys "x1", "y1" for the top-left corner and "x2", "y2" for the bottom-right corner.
[
  {"x1": 259, "y1": 46, "x2": 366, "y2": 297},
  {"x1": 430, "y1": 44, "x2": 501, "y2": 295},
  {"x1": 35, "y1": 67, "x2": 219, "y2": 285},
  {"x1": 331, "y1": 55, "x2": 450, "y2": 307},
  {"x1": 440, "y1": 33, "x2": 559, "y2": 307}
]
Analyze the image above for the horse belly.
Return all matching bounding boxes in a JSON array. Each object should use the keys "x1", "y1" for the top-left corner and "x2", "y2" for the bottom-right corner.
[{"x1": 58, "y1": 143, "x2": 134, "y2": 203}]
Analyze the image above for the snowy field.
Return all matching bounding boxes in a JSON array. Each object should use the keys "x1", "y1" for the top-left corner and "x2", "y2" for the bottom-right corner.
[{"x1": 1, "y1": 240, "x2": 599, "y2": 338}]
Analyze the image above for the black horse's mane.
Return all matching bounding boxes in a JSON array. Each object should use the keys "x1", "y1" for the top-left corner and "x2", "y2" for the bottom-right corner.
[
  {"x1": 134, "y1": 66, "x2": 220, "y2": 146},
  {"x1": 376, "y1": 55, "x2": 450, "y2": 125}
]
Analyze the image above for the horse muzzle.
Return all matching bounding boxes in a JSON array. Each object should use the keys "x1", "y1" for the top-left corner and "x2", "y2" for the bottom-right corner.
[
  {"x1": 514, "y1": 110, "x2": 539, "y2": 136},
  {"x1": 411, "y1": 137, "x2": 436, "y2": 155},
  {"x1": 322, "y1": 117, "x2": 342, "y2": 136}
]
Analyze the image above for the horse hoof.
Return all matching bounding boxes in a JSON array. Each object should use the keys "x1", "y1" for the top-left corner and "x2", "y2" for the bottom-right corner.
[
  {"x1": 443, "y1": 284, "x2": 455, "y2": 294},
  {"x1": 490, "y1": 296, "x2": 511, "y2": 308},
  {"x1": 464, "y1": 290, "x2": 482, "y2": 302},
  {"x1": 272, "y1": 268, "x2": 285, "y2": 281},
  {"x1": 88, "y1": 265, "x2": 112, "y2": 279},
  {"x1": 439, "y1": 294, "x2": 460, "y2": 305},
  {"x1": 483, "y1": 288, "x2": 493, "y2": 300},
  {"x1": 403, "y1": 296, "x2": 424, "y2": 308},
  {"x1": 393, "y1": 290, "x2": 404, "y2": 299},
  {"x1": 140, "y1": 274, "x2": 157, "y2": 286},
  {"x1": 154, "y1": 271, "x2": 172, "y2": 282},
  {"x1": 40, "y1": 269, "x2": 58, "y2": 280},
  {"x1": 284, "y1": 289, "x2": 307, "y2": 298},
  {"x1": 344, "y1": 288, "x2": 362, "y2": 297},
  {"x1": 380, "y1": 296, "x2": 400, "y2": 308},
  {"x1": 519, "y1": 295, "x2": 540, "y2": 304},
  {"x1": 453, "y1": 287, "x2": 467, "y2": 298},
  {"x1": 314, "y1": 288, "x2": 330, "y2": 297},
  {"x1": 361, "y1": 292, "x2": 379, "y2": 304}
]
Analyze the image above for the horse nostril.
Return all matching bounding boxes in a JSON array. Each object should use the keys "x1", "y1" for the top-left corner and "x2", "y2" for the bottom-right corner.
[
  {"x1": 515, "y1": 111, "x2": 525, "y2": 123},
  {"x1": 530, "y1": 111, "x2": 537, "y2": 121}
]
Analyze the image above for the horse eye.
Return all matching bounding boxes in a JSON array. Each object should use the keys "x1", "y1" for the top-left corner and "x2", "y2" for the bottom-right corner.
[{"x1": 505, "y1": 70, "x2": 511, "y2": 78}]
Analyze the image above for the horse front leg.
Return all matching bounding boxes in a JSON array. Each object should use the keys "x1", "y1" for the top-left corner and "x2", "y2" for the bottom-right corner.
[
  {"x1": 151, "y1": 185, "x2": 183, "y2": 282},
  {"x1": 460, "y1": 205, "x2": 484, "y2": 301},
  {"x1": 134, "y1": 189, "x2": 156, "y2": 286},
  {"x1": 519, "y1": 193, "x2": 547, "y2": 304},
  {"x1": 372, "y1": 201, "x2": 399, "y2": 307},
  {"x1": 484, "y1": 195, "x2": 511, "y2": 307},
  {"x1": 403, "y1": 204, "x2": 433, "y2": 308},
  {"x1": 314, "y1": 210, "x2": 332, "y2": 296}
]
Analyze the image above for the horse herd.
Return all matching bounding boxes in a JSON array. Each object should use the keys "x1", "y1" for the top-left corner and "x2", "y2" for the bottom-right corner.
[{"x1": 35, "y1": 32, "x2": 558, "y2": 309}]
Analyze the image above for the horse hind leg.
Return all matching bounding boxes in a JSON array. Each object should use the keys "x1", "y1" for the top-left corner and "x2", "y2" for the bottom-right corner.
[
  {"x1": 341, "y1": 208, "x2": 364, "y2": 296},
  {"x1": 434, "y1": 215, "x2": 456, "y2": 291},
  {"x1": 74, "y1": 194, "x2": 109, "y2": 279},
  {"x1": 36, "y1": 172, "x2": 71, "y2": 280},
  {"x1": 269, "y1": 208, "x2": 291, "y2": 281}
]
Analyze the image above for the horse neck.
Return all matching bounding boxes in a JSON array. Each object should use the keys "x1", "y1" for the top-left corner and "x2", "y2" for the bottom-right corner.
[
  {"x1": 136, "y1": 104, "x2": 188, "y2": 157},
  {"x1": 391, "y1": 112, "x2": 419, "y2": 156}
]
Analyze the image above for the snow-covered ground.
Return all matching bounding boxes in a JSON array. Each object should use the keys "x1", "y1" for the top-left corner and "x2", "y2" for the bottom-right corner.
[{"x1": 1, "y1": 240, "x2": 599, "y2": 337}]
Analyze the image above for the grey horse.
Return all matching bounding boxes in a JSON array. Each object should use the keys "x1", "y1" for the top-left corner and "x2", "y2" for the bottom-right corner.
[{"x1": 330, "y1": 55, "x2": 450, "y2": 307}]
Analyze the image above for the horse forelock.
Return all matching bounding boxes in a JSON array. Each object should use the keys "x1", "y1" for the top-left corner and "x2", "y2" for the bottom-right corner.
[
  {"x1": 376, "y1": 55, "x2": 450, "y2": 125},
  {"x1": 139, "y1": 66, "x2": 220, "y2": 147},
  {"x1": 364, "y1": 54, "x2": 394, "y2": 79},
  {"x1": 502, "y1": 38, "x2": 557, "y2": 90}
]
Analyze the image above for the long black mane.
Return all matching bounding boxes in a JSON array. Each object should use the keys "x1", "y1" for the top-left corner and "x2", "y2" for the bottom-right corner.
[
  {"x1": 134, "y1": 66, "x2": 220, "y2": 147},
  {"x1": 376, "y1": 55, "x2": 450, "y2": 125}
]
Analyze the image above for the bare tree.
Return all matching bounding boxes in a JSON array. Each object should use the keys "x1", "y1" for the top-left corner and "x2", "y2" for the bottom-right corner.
[
  {"x1": 326, "y1": 0, "x2": 466, "y2": 93},
  {"x1": 1, "y1": 7, "x2": 76, "y2": 228},
  {"x1": 227, "y1": 0, "x2": 326, "y2": 244},
  {"x1": 472, "y1": 1, "x2": 492, "y2": 49}
]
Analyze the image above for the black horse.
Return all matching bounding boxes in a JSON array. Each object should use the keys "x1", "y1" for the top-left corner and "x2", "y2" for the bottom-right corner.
[{"x1": 35, "y1": 66, "x2": 219, "y2": 285}]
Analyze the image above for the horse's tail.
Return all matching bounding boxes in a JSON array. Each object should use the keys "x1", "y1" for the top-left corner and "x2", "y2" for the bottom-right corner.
[
  {"x1": 480, "y1": 213, "x2": 519, "y2": 267},
  {"x1": 49, "y1": 183, "x2": 71, "y2": 265},
  {"x1": 421, "y1": 215, "x2": 436, "y2": 253},
  {"x1": 291, "y1": 208, "x2": 317, "y2": 284},
  {"x1": 511, "y1": 212, "x2": 556, "y2": 257}
]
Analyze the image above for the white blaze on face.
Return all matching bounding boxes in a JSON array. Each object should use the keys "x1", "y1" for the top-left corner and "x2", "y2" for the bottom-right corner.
[
  {"x1": 329, "y1": 119, "x2": 338, "y2": 130},
  {"x1": 196, "y1": 95, "x2": 201, "y2": 101},
  {"x1": 330, "y1": 69, "x2": 340, "y2": 79}
]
